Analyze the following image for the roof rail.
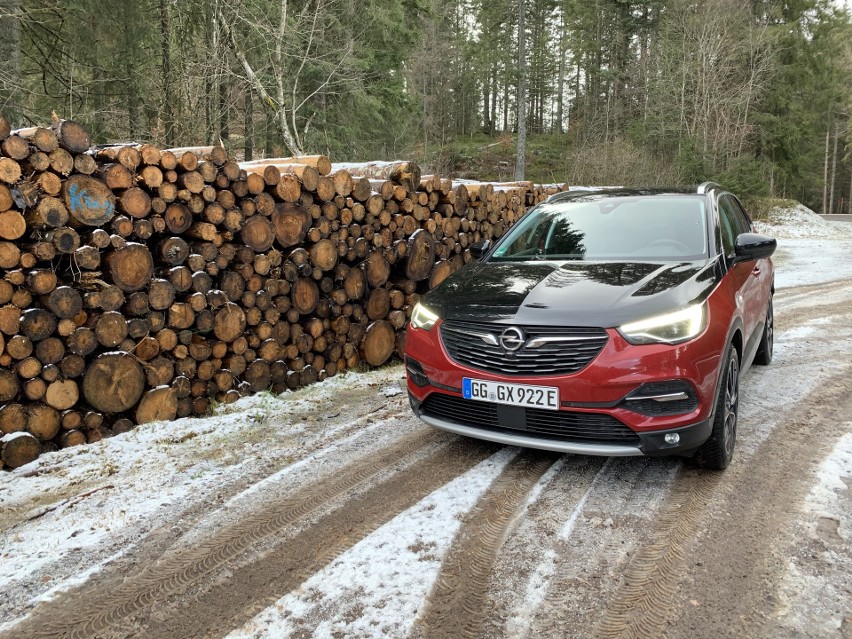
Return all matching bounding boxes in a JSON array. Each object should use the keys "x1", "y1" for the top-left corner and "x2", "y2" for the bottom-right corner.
[{"x1": 696, "y1": 181, "x2": 721, "y2": 194}]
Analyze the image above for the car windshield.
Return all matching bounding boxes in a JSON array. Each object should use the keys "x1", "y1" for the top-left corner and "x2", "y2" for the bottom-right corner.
[{"x1": 489, "y1": 195, "x2": 709, "y2": 262}]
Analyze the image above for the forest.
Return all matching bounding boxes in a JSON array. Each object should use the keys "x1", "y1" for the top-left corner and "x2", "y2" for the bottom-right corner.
[{"x1": 0, "y1": 0, "x2": 849, "y2": 212}]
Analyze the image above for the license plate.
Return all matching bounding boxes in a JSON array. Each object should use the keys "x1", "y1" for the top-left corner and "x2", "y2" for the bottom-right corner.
[{"x1": 462, "y1": 378, "x2": 560, "y2": 411}]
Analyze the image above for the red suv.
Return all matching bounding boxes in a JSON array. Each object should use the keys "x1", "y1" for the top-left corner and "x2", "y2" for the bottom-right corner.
[{"x1": 404, "y1": 184, "x2": 776, "y2": 469}]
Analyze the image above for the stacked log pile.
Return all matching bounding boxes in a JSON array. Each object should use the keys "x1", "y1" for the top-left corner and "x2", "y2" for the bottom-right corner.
[{"x1": 0, "y1": 115, "x2": 568, "y2": 469}]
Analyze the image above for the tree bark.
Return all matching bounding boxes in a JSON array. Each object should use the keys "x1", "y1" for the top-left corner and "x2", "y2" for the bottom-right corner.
[{"x1": 514, "y1": 0, "x2": 527, "y2": 181}]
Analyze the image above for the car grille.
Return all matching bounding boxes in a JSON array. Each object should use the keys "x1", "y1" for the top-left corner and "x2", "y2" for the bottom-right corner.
[
  {"x1": 440, "y1": 320, "x2": 608, "y2": 376},
  {"x1": 421, "y1": 393, "x2": 640, "y2": 446}
]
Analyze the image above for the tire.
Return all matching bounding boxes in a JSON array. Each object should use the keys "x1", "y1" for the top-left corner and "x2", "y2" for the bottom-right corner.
[
  {"x1": 691, "y1": 347, "x2": 739, "y2": 470},
  {"x1": 754, "y1": 296, "x2": 773, "y2": 365}
]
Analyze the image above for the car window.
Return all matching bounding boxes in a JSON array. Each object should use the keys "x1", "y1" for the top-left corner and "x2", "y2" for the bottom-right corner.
[
  {"x1": 729, "y1": 198, "x2": 752, "y2": 234},
  {"x1": 490, "y1": 195, "x2": 708, "y2": 262},
  {"x1": 717, "y1": 197, "x2": 739, "y2": 258}
]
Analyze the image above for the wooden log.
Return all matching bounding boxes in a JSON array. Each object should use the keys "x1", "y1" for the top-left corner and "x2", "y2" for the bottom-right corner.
[
  {"x1": 213, "y1": 303, "x2": 246, "y2": 342},
  {"x1": 20, "y1": 309, "x2": 56, "y2": 341},
  {"x1": 52, "y1": 119, "x2": 91, "y2": 153},
  {"x1": 17, "y1": 356, "x2": 42, "y2": 379},
  {"x1": 47, "y1": 227, "x2": 80, "y2": 254},
  {"x1": 158, "y1": 150, "x2": 177, "y2": 172},
  {"x1": 95, "y1": 311, "x2": 129, "y2": 347},
  {"x1": 291, "y1": 277, "x2": 320, "y2": 316},
  {"x1": 63, "y1": 175, "x2": 117, "y2": 227},
  {"x1": 164, "y1": 203, "x2": 192, "y2": 234},
  {"x1": 0, "y1": 157, "x2": 21, "y2": 184},
  {"x1": 136, "y1": 386, "x2": 178, "y2": 424},
  {"x1": 0, "y1": 241, "x2": 20, "y2": 269},
  {"x1": 309, "y1": 239, "x2": 338, "y2": 272},
  {"x1": 0, "y1": 368, "x2": 19, "y2": 401},
  {"x1": 61, "y1": 429, "x2": 87, "y2": 448},
  {"x1": 430, "y1": 259, "x2": 455, "y2": 289},
  {"x1": 2, "y1": 135, "x2": 29, "y2": 160},
  {"x1": 242, "y1": 215, "x2": 275, "y2": 252},
  {"x1": 35, "y1": 337, "x2": 65, "y2": 364},
  {"x1": 44, "y1": 380, "x2": 79, "y2": 411},
  {"x1": 60, "y1": 408, "x2": 83, "y2": 430},
  {"x1": 26, "y1": 196, "x2": 69, "y2": 228},
  {"x1": 361, "y1": 320, "x2": 395, "y2": 366},
  {"x1": 366, "y1": 288, "x2": 390, "y2": 321},
  {"x1": 24, "y1": 271, "x2": 57, "y2": 298},
  {"x1": 105, "y1": 243, "x2": 155, "y2": 291},
  {"x1": 0, "y1": 403, "x2": 25, "y2": 434},
  {"x1": 1, "y1": 432, "x2": 41, "y2": 468},
  {"x1": 272, "y1": 202, "x2": 311, "y2": 248},
  {"x1": 240, "y1": 163, "x2": 281, "y2": 187},
  {"x1": 26, "y1": 403, "x2": 60, "y2": 441},
  {"x1": 0, "y1": 210, "x2": 25, "y2": 240},
  {"x1": 364, "y1": 251, "x2": 391, "y2": 288},
  {"x1": 13, "y1": 126, "x2": 58, "y2": 153},
  {"x1": 0, "y1": 184, "x2": 13, "y2": 211},
  {"x1": 158, "y1": 236, "x2": 190, "y2": 266},
  {"x1": 405, "y1": 229, "x2": 436, "y2": 281},
  {"x1": 333, "y1": 161, "x2": 421, "y2": 192},
  {"x1": 259, "y1": 154, "x2": 331, "y2": 175},
  {"x1": 119, "y1": 187, "x2": 152, "y2": 218},
  {"x1": 82, "y1": 352, "x2": 145, "y2": 413}
]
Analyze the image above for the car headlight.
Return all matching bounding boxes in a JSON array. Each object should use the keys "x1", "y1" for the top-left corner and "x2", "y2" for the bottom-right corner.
[
  {"x1": 618, "y1": 303, "x2": 707, "y2": 345},
  {"x1": 410, "y1": 303, "x2": 440, "y2": 331}
]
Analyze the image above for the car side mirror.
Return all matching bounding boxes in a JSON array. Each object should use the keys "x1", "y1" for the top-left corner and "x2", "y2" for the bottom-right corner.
[
  {"x1": 469, "y1": 240, "x2": 491, "y2": 260},
  {"x1": 734, "y1": 233, "x2": 776, "y2": 262}
]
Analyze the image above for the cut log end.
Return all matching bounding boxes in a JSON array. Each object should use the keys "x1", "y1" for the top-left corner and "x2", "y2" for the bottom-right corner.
[
  {"x1": 2, "y1": 432, "x2": 42, "y2": 468},
  {"x1": 82, "y1": 353, "x2": 145, "y2": 413}
]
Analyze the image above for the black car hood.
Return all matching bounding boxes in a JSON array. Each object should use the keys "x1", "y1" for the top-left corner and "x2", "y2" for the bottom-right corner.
[{"x1": 423, "y1": 259, "x2": 720, "y2": 327}]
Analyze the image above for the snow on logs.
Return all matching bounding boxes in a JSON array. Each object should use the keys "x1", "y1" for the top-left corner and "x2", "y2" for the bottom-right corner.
[{"x1": 0, "y1": 112, "x2": 568, "y2": 469}]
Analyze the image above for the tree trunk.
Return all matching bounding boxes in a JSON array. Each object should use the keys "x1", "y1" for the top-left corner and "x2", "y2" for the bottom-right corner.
[
  {"x1": 822, "y1": 126, "x2": 830, "y2": 214},
  {"x1": 245, "y1": 85, "x2": 254, "y2": 161},
  {"x1": 514, "y1": 0, "x2": 527, "y2": 181},
  {"x1": 828, "y1": 124, "x2": 838, "y2": 215},
  {"x1": 555, "y1": 8, "x2": 566, "y2": 134},
  {"x1": 160, "y1": 0, "x2": 175, "y2": 146}
]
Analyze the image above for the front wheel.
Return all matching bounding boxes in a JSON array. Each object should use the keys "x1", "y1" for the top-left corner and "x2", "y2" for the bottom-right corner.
[
  {"x1": 754, "y1": 296, "x2": 773, "y2": 365},
  {"x1": 691, "y1": 347, "x2": 739, "y2": 470}
]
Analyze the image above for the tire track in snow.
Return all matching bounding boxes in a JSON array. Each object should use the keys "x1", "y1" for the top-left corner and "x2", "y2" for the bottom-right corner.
[
  {"x1": 412, "y1": 450, "x2": 560, "y2": 639},
  {"x1": 513, "y1": 457, "x2": 678, "y2": 639}
]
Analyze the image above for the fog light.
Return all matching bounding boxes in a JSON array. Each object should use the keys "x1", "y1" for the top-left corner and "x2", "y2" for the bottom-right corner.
[{"x1": 664, "y1": 433, "x2": 680, "y2": 445}]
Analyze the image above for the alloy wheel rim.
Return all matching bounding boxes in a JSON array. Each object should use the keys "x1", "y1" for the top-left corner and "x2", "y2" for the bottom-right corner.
[{"x1": 723, "y1": 357, "x2": 739, "y2": 458}]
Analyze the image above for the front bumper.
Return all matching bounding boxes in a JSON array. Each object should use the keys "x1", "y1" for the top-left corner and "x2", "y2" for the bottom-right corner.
[
  {"x1": 404, "y1": 319, "x2": 728, "y2": 458},
  {"x1": 409, "y1": 392, "x2": 712, "y2": 457}
]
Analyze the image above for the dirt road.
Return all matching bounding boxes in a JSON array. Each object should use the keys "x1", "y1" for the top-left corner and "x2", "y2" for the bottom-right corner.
[{"x1": 1, "y1": 244, "x2": 851, "y2": 638}]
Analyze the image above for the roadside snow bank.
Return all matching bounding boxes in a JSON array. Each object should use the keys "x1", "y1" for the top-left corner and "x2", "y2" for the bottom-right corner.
[{"x1": 754, "y1": 204, "x2": 852, "y2": 240}]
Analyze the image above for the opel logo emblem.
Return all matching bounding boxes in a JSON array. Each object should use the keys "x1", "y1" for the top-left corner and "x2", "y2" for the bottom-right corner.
[{"x1": 500, "y1": 327, "x2": 525, "y2": 352}]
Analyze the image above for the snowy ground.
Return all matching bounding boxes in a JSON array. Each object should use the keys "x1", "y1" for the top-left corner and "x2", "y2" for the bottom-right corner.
[{"x1": 0, "y1": 207, "x2": 850, "y2": 639}]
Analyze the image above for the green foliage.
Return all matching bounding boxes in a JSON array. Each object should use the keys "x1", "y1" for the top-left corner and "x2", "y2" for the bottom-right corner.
[
  {"x1": 0, "y1": 0, "x2": 847, "y2": 208},
  {"x1": 715, "y1": 156, "x2": 771, "y2": 198}
]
